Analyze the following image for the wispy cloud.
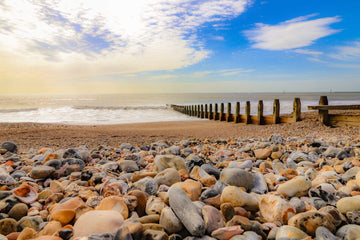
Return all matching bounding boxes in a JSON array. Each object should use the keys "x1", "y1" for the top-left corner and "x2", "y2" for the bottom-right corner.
[
  {"x1": 329, "y1": 41, "x2": 360, "y2": 61},
  {"x1": 211, "y1": 36, "x2": 225, "y2": 41},
  {"x1": 244, "y1": 14, "x2": 341, "y2": 50},
  {"x1": 293, "y1": 49, "x2": 323, "y2": 55},
  {"x1": 186, "y1": 68, "x2": 254, "y2": 78},
  {"x1": 0, "y1": 0, "x2": 250, "y2": 81}
]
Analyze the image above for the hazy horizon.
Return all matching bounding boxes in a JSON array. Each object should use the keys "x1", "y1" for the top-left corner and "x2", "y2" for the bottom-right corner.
[{"x1": 1, "y1": 0, "x2": 360, "y2": 94}]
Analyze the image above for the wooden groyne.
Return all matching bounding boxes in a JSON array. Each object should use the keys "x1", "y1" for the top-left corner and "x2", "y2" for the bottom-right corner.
[
  {"x1": 308, "y1": 96, "x2": 360, "y2": 127},
  {"x1": 170, "y1": 98, "x2": 302, "y2": 125}
]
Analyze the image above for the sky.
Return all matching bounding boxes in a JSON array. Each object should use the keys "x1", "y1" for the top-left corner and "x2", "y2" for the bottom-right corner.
[{"x1": 0, "y1": 0, "x2": 359, "y2": 94}]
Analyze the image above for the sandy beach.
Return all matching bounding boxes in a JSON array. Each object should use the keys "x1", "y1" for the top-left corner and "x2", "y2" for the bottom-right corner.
[{"x1": 0, "y1": 112, "x2": 359, "y2": 151}]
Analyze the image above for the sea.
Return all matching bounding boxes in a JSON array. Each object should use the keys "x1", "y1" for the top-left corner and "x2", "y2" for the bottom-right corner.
[{"x1": 0, "y1": 92, "x2": 359, "y2": 125}]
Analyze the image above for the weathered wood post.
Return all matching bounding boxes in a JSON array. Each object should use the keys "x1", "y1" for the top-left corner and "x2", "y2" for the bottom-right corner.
[
  {"x1": 293, "y1": 98, "x2": 301, "y2": 122},
  {"x1": 227, "y1": 102, "x2": 233, "y2": 122},
  {"x1": 205, "y1": 104, "x2": 208, "y2": 118},
  {"x1": 245, "y1": 101, "x2": 251, "y2": 124},
  {"x1": 234, "y1": 102, "x2": 240, "y2": 123},
  {"x1": 209, "y1": 104, "x2": 213, "y2": 120},
  {"x1": 220, "y1": 103, "x2": 225, "y2": 121},
  {"x1": 200, "y1": 105, "x2": 204, "y2": 118},
  {"x1": 186, "y1": 106, "x2": 189, "y2": 115},
  {"x1": 273, "y1": 99, "x2": 280, "y2": 124},
  {"x1": 192, "y1": 105, "x2": 195, "y2": 116},
  {"x1": 214, "y1": 103, "x2": 219, "y2": 120},
  {"x1": 197, "y1": 105, "x2": 200, "y2": 118},
  {"x1": 319, "y1": 96, "x2": 329, "y2": 126},
  {"x1": 258, "y1": 100, "x2": 264, "y2": 125}
]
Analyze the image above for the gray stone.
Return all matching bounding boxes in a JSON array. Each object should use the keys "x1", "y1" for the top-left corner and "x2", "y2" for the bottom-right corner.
[
  {"x1": 336, "y1": 224, "x2": 360, "y2": 240},
  {"x1": 120, "y1": 143, "x2": 133, "y2": 150},
  {"x1": 213, "y1": 181, "x2": 228, "y2": 194},
  {"x1": 1, "y1": 141, "x2": 17, "y2": 153},
  {"x1": 323, "y1": 146, "x2": 340, "y2": 158},
  {"x1": 118, "y1": 160, "x2": 139, "y2": 172},
  {"x1": 154, "y1": 168, "x2": 181, "y2": 187},
  {"x1": 346, "y1": 211, "x2": 360, "y2": 224},
  {"x1": 342, "y1": 167, "x2": 360, "y2": 182},
  {"x1": 154, "y1": 155, "x2": 187, "y2": 172},
  {"x1": 251, "y1": 173, "x2": 267, "y2": 194},
  {"x1": 306, "y1": 197, "x2": 327, "y2": 210},
  {"x1": 8, "y1": 203, "x2": 28, "y2": 221},
  {"x1": 185, "y1": 154, "x2": 205, "y2": 172},
  {"x1": 0, "y1": 173, "x2": 16, "y2": 185},
  {"x1": 17, "y1": 215, "x2": 43, "y2": 231},
  {"x1": 287, "y1": 151, "x2": 309, "y2": 163},
  {"x1": 315, "y1": 226, "x2": 338, "y2": 240},
  {"x1": 269, "y1": 135, "x2": 284, "y2": 145},
  {"x1": 89, "y1": 233, "x2": 115, "y2": 240},
  {"x1": 169, "y1": 187, "x2": 205, "y2": 236},
  {"x1": 160, "y1": 207, "x2": 183, "y2": 234},
  {"x1": 202, "y1": 205, "x2": 225, "y2": 234},
  {"x1": 289, "y1": 197, "x2": 306, "y2": 213},
  {"x1": 63, "y1": 148, "x2": 82, "y2": 159},
  {"x1": 133, "y1": 177, "x2": 158, "y2": 195},
  {"x1": 220, "y1": 168, "x2": 254, "y2": 190},
  {"x1": 201, "y1": 164, "x2": 220, "y2": 179},
  {"x1": 230, "y1": 231, "x2": 261, "y2": 240},
  {"x1": 275, "y1": 225, "x2": 308, "y2": 240}
]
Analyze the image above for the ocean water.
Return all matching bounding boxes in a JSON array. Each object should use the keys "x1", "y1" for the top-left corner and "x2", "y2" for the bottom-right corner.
[{"x1": 0, "y1": 92, "x2": 359, "y2": 125}]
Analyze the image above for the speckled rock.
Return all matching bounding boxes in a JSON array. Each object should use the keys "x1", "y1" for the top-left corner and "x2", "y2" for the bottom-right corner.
[
  {"x1": 259, "y1": 194, "x2": 296, "y2": 225},
  {"x1": 288, "y1": 211, "x2": 335, "y2": 236},
  {"x1": 220, "y1": 168, "x2": 254, "y2": 190},
  {"x1": 336, "y1": 196, "x2": 360, "y2": 214},
  {"x1": 0, "y1": 218, "x2": 17, "y2": 235},
  {"x1": 8, "y1": 203, "x2": 28, "y2": 221},
  {"x1": 154, "y1": 155, "x2": 188, "y2": 172},
  {"x1": 277, "y1": 176, "x2": 311, "y2": 197}
]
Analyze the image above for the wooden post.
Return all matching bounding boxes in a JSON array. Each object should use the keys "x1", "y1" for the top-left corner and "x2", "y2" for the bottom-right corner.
[
  {"x1": 245, "y1": 101, "x2": 251, "y2": 124},
  {"x1": 205, "y1": 104, "x2": 208, "y2": 118},
  {"x1": 196, "y1": 105, "x2": 199, "y2": 117},
  {"x1": 220, "y1": 103, "x2": 225, "y2": 121},
  {"x1": 258, "y1": 100, "x2": 264, "y2": 125},
  {"x1": 214, "y1": 103, "x2": 219, "y2": 120},
  {"x1": 234, "y1": 102, "x2": 240, "y2": 123},
  {"x1": 192, "y1": 105, "x2": 195, "y2": 116},
  {"x1": 209, "y1": 104, "x2": 213, "y2": 120},
  {"x1": 200, "y1": 105, "x2": 204, "y2": 118},
  {"x1": 319, "y1": 96, "x2": 329, "y2": 126},
  {"x1": 293, "y1": 98, "x2": 301, "y2": 122},
  {"x1": 227, "y1": 102, "x2": 232, "y2": 122},
  {"x1": 273, "y1": 99, "x2": 280, "y2": 124}
]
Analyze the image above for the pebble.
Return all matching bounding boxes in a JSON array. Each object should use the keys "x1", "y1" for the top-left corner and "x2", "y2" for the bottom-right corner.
[
  {"x1": 0, "y1": 136, "x2": 359, "y2": 239},
  {"x1": 168, "y1": 187, "x2": 205, "y2": 236}
]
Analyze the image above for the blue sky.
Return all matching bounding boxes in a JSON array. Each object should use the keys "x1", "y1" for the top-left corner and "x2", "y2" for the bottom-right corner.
[{"x1": 0, "y1": 0, "x2": 359, "y2": 94}]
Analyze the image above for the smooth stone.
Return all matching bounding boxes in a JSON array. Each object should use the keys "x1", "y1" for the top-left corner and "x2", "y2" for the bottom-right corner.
[
  {"x1": 190, "y1": 166, "x2": 217, "y2": 187},
  {"x1": 133, "y1": 176, "x2": 158, "y2": 195},
  {"x1": 0, "y1": 234, "x2": 5, "y2": 240},
  {"x1": 50, "y1": 197, "x2": 84, "y2": 225},
  {"x1": 336, "y1": 224, "x2": 360, "y2": 240},
  {"x1": 37, "y1": 221, "x2": 62, "y2": 236},
  {"x1": 0, "y1": 173, "x2": 16, "y2": 185},
  {"x1": 289, "y1": 197, "x2": 306, "y2": 213},
  {"x1": 1, "y1": 142, "x2": 17, "y2": 153},
  {"x1": 211, "y1": 226, "x2": 244, "y2": 240},
  {"x1": 30, "y1": 166, "x2": 55, "y2": 179},
  {"x1": 214, "y1": 181, "x2": 228, "y2": 194},
  {"x1": 168, "y1": 187, "x2": 205, "y2": 236},
  {"x1": 143, "y1": 229, "x2": 168, "y2": 240},
  {"x1": 230, "y1": 231, "x2": 261, "y2": 240},
  {"x1": 114, "y1": 225, "x2": 132, "y2": 240},
  {"x1": 259, "y1": 194, "x2": 296, "y2": 225},
  {"x1": 146, "y1": 196, "x2": 167, "y2": 215},
  {"x1": 96, "y1": 196, "x2": 129, "y2": 219},
  {"x1": 288, "y1": 211, "x2": 335, "y2": 236},
  {"x1": 17, "y1": 216, "x2": 43, "y2": 232},
  {"x1": 183, "y1": 236, "x2": 217, "y2": 240},
  {"x1": 336, "y1": 196, "x2": 360, "y2": 214},
  {"x1": 118, "y1": 160, "x2": 139, "y2": 172},
  {"x1": 342, "y1": 167, "x2": 360, "y2": 182},
  {"x1": 306, "y1": 197, "x2": 327, "y2": 210},
  {"x1": 346, "y1": 211, "x2": 360, "y2": 224},
  {"x1": 17, "y1": 227, "x2": 36, "y2": 240},
  {"x1": 220, "y1": 203, "x2": 234, "y2": 222},
  {"x1": 220, "y1": 168, "x2": 254, "y2": 190},
  {"x1": 138, "y1": 214, "x2": 160, "y2": 224},
  {"x1": 277, "y1": 176, "x2": 311, "y2": 197},
  {"x1": 254, "y1": 148, "x2": 272, "y2": 160},
  {"x1": 201, "y1": 164, "x2": 221, "y2": 179},
  {"x1": 163, "y1": 146, "x2": 181, "y2": 155},
  {"x1": 202, "y1": 205, "x2": 225, "y2": 234},
  {"x1": 220, "y1": 186, "x2": 259, "y2": 211},
  {"x1": 275, "y1": 225, "x2": 308, "y2": 240},
  {"x1": 315, "y1": 226, "x2": 338, "y2": 240},
  {"x1": 8, "y1": 203, "x2": 28, "y2": 221},
  {"x1": 319, "y1": 206, "x2": 346, "y2": 228},
  {"x1": 251, "y1": 173, "x2": 267, "y2": 194},
  {"x1": 160, "y1": 207, "x2": 183, "y2": 234},
  {"x1": 185, "y1": 154, "x2": 206, "y2": 172},
  {"x1": 50, "y1": 180, "x2": 65, "y2": 193},
  {"x1": 287, "y1": 151, "x2": 309, "y2": 163},
  {"x1": 201, "y1": 189, "x2": 219, "y2": 200},
  {"x1": 154, "y1": 155, "x2": 188, "y2": 172},
  {"x1": 172, "y1": 179, "x2": 202, "y2": 201},
  {"x1": 154, "y1": 168, "x2": 181, "y2": 187},
  {"x1": 118, "y1": 219, "x2": 143, "y2": 240},
  {"x1": 0, "y1": 218, "x2": 17, "y2": 235},
  {"x1": 73, "y1": 210, "x2": 124, "y2": 238}
]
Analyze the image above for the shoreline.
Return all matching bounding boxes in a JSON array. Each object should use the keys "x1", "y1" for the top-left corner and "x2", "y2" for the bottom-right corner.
[{"x1": 0, "y1": 111, "x2": 359, "y2": 151}]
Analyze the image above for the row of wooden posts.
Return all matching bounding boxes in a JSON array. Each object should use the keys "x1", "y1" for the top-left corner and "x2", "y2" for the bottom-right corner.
[{"x1": 171, "y1": 98, "x2": 302, "y2": 125}]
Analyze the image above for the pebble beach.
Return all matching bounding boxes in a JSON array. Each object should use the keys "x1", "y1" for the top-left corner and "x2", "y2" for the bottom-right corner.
[{"x1": 0, "y1": 116, "x2": 360, "y2": 240}]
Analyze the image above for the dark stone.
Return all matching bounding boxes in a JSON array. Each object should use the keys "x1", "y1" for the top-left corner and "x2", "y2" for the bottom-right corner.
[
  {"x1": 89, "y1": 233, "x2": 114, "y2": 240},
  {"x1": 1, "y1": 141, "x2": 17, "y2": 153},
  {"x1": 213, "y1": 181, "x2": 228, "y2": 194},
  {"x1": 63, "y1": 148, "x2": 82, "y2": 159},
  {"x1": 114, "y1": 225, "x2": 133, "y2": 240},
  {"x1": 63, "y1": 158, "x2": 86, "y2": 170},
  {"x1": 44, "y1": 159, "x2": 62, "y2": 169},
  {"x1": 201, "y1": 164, "x2": 220, "y2": 179},
  {"x1": 315, "y1": 226, "x2": 338, "y2": 240},
  {"x1": 185, "y1": 154, "x2": 205, "y2": 172},
  {"x1": 59, "y1": 228, "x2": 73, "y2": 240},
  {"x1": 200, "y1": 189, "x2": 219, "y2": 200}
]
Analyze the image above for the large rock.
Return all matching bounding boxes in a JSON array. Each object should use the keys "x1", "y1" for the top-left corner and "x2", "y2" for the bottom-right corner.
[
  {"x1": 0, "y1": 218, "x2": 17, "y2": 235},
  {"x1": 154, "y1": 155, "x2": 187, "y2": 172},
  {"x1": 95, "y1": 196, "x2": 129, "y2": 219},
  {"x1": 30, "y1": 166, "x2": 55, "y2": 179},
  {"x1": 259, "y1": 194, "x2": 295, "y2": 225},
  {"x1": 1, "y1": 141, "x2": 17, "y2": 153},
  {"x1": 220, "y1": 186, "x2": 259, "y2": 211},
  {"x1": 73, "y1": 210, "x2": 124, "y2": 238},
  {"x1": 336, "y1": 224, "x2": 360, "y2": 240},
  {"x1": 202, "y1": 205, "x2": 225, "y2": 234},
  {"x1": 288, "y1": 211, "x2": 335, "y2": 236},
  {"x1": 168, "y1": 187, "x2": 205, "y2": 236},
  {"x1": 220, "y1": 168, "x2": 254, "y2": 190},
  {"x1": 172, "y1": 179, "x2": 202, "y2": 201},
  {"x1": 275, "y1": 225, "x2": 308, "y2": 240},
  {"x1": 277, "y1": 176, "x2": 311, "y2": 197}
]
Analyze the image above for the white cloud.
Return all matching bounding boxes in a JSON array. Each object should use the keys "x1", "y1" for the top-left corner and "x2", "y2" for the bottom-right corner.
[
  {"x1": 329, "y1": 41, "x2": 360, "y2": 61},
  {"x1": 293, "y1": 49, "x2": 323, "y2": 55},
  {"x1": 0, "y1": 0, "x2": 250, "y2": 81},
  {"x1": 211, "y1": 36, "x2": 225, "y2": 41},
  {"x1": 244, "y1": 14, "x2": 341, "y2": 50}
]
